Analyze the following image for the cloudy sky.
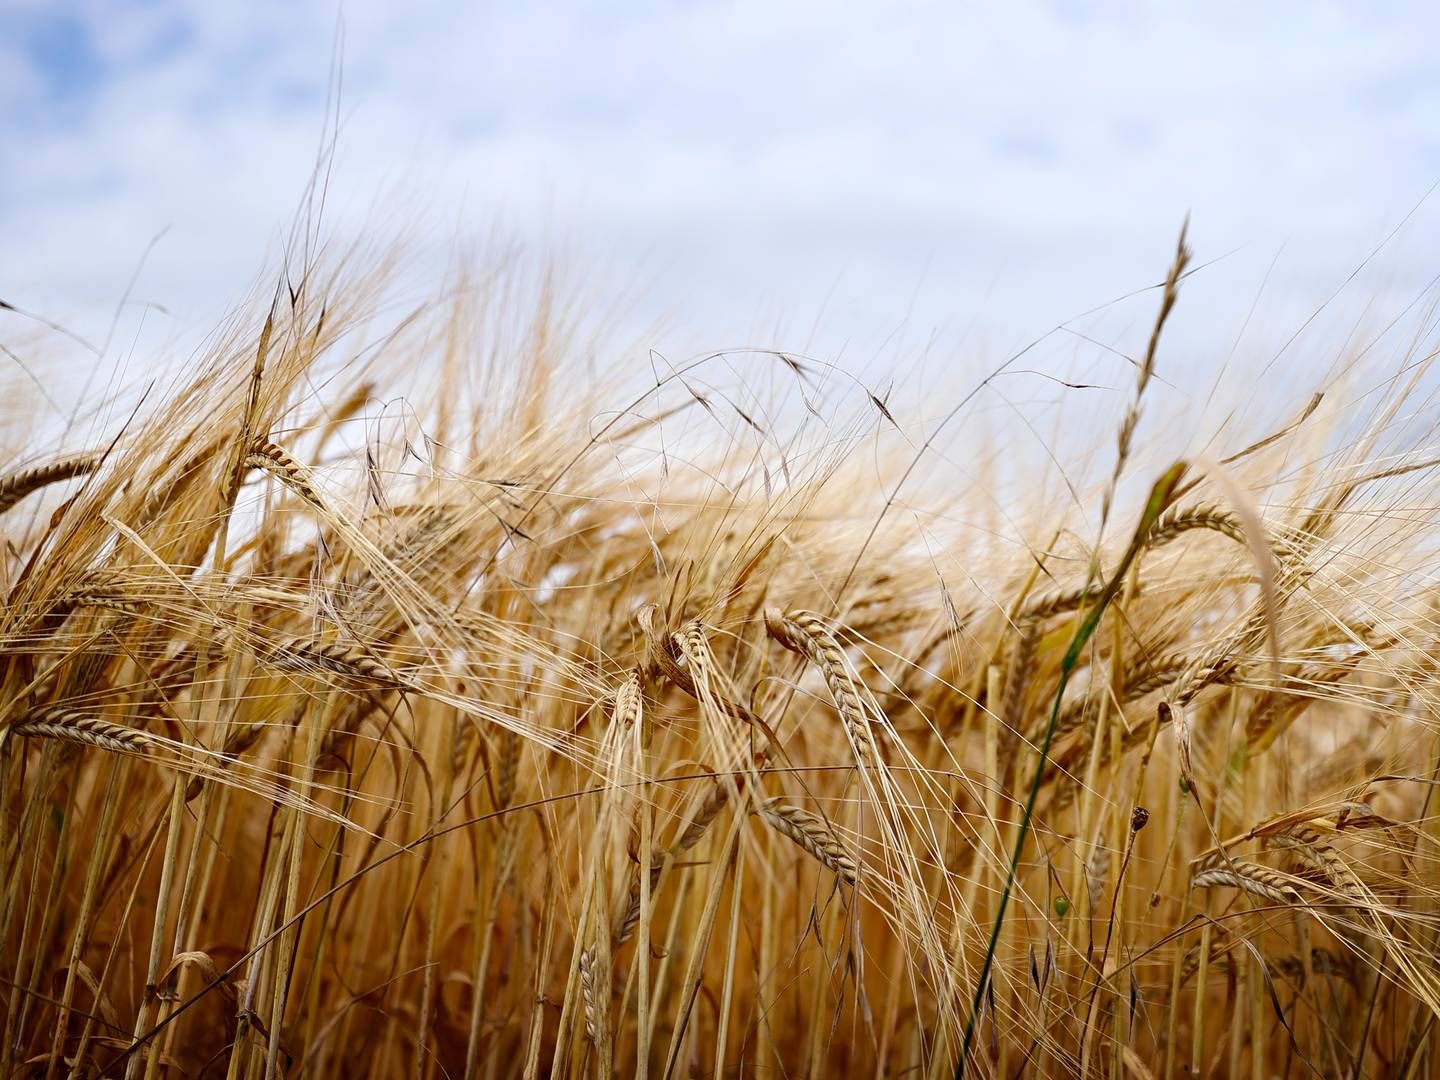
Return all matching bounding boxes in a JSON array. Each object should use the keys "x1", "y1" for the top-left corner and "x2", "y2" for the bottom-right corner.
[{"x1": 3, "y1": 1, "x2": 1440, "y2": 421}]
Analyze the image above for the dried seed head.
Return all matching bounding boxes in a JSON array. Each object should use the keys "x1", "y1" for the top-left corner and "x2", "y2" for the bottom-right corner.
[
  {"x1": 0, "y1": 452, "x2": 99, "y2": 514},
  {"x1": 764, "y1": 607, "x2": 876, "y2": 765},
  {"x1": 758, "y1": 798, "x2": 858, "y2": 886},
  {"x1": 11, "y1": 710, "x2": 154, "y2": 755},
  {"x1": 246, "y1": 439, "x2": 326, "y2": 510},
  {"x1": 1191, "y1": 861, "x2": 1300, "y2": 905}
]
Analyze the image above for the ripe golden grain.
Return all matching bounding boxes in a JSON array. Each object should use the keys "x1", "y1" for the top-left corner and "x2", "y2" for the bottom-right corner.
[
  {"x1": 757, "y1": 797, "x2": 859, "y2": 886},
  {"x1": 0, "y1": 452, "x2": 99, "y2": 514},
  {"x1": 7, "y1": 234, "x2": 1440, "y2": 1078}
]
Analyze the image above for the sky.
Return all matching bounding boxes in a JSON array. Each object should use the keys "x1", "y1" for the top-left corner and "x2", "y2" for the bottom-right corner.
[{"x1": 3, "y1": 1, "x2": 1440, "y2": 435}]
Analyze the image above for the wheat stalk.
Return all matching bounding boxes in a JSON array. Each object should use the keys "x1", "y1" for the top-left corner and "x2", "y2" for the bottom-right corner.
[
  {"x1": 1147, "y1": 502, "x2": 1247, "y2": 549},
  {"x1": 261, "y1": 636, "x2": 402, "y2": 684},
  {"x1": 1191, "y1": 861, "x2": 1300, "y2": 904},
  {"x1": 758, "y1": 798, "x2": 858, "y2": 886},
  {"x1": 1019, "y1": 583, "x2": 1098, "y2": 623},
  {"x1": 246, "y1": 439, "x2": 326, "y2": 510},
  {"x1": 0, "y1": 452, "x2": 100, "y2": 515},
  {"x1": 9, "y1": 710, "x2": 154, "y2": 754},
  {"x1": 764, "y1": 607, "x2": 877, "y2": 764},
  {"x1": 578, "y1": 945, "x2": 606, "y2": 1047}
]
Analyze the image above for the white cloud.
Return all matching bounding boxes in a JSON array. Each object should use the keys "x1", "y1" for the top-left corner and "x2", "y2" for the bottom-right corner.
[{"x1": 2, "y1": 0, "x2": 1439, "y2": 424}]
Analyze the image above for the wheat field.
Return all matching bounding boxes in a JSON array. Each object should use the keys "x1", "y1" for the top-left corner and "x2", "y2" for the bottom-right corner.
[{"x1": 5, "y1": 230, "x2": 1440, "y2": 1078}]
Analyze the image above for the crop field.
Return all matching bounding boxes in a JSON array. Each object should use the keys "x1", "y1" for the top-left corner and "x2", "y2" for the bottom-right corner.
[{"x1": 5, "y1": 229, "x2": 1440, "y2": 1077}]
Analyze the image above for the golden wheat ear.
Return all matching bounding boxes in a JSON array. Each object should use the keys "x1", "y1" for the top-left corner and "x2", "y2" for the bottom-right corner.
[
  {"x1": 757, "y1": 798, "x2": 859, "y2": 886},
  {"x1": 0, "y1": 451, "x2": 99, "y2": 514}
]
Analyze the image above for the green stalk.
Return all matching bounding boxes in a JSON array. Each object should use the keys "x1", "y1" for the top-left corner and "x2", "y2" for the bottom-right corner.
[{"x1": 956, "y1": 461, "x2": 1186, "y2": 1075}]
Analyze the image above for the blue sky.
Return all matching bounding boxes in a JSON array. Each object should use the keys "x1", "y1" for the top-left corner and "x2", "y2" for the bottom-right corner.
[{"x1": 3, "y1": 1, "x2": 1440, "y2": 426}]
